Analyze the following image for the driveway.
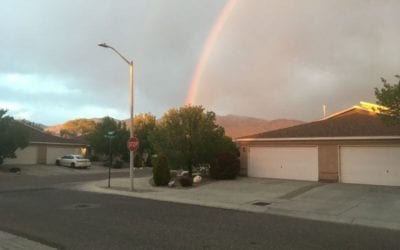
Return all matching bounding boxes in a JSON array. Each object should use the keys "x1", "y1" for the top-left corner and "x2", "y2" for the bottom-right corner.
[{"x1": 76, "y1": 176, "x2": 400, "y2": 231}]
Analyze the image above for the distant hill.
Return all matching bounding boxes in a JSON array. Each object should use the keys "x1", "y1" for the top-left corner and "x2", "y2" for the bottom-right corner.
[
  {"x1": 45, "y1": 115, "x2": 304, "y2": 138},
  {"x1": 45, "y1": 118, "x2": 103, "y2": 135},
  {"x1": 215, "y1": 115, "x2": 304, "y2": 139}
]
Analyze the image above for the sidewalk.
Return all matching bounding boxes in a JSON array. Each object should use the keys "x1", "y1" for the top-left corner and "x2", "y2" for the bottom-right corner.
[
  {"x1": 0, "y1": 230, "x2": 55, "y2": 250},
  {"x1": 75, "y1": 176, "x2": 400, "y2": 231}
]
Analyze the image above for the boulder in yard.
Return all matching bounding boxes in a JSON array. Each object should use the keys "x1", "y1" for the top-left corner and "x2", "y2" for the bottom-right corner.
[{"x1": 193, "y1": 175, "x2": 202, "y2": 184}]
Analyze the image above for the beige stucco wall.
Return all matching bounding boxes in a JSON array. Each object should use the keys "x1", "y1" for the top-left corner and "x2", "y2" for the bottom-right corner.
[
  {"x1": 4, "y1": 146, "x2": 38, "y2": 165},
  {"x1": 318, "y1": 145, "x2": 338, "y2": 182},
  {"x1": 4, "y1": 144, "x2": 86, "y2": 165}
]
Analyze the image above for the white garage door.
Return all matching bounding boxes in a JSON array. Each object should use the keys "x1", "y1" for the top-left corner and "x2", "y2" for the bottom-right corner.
[
  {"x1": 340, "y1": 146, "x2": 400, "y2": 186},
  {"x1": 47, "y1": 146, "x2": 80, "y2": 164},
  {"x1": 248, "y1": 147, "x2": 318, "y2": 181}
]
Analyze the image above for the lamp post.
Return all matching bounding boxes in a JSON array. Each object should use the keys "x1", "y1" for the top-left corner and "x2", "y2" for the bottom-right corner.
[{"x1": 98, "y1": 43, "x2": 135, "y2": 190}]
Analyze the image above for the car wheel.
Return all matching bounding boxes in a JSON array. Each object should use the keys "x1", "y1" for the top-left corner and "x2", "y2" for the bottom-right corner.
[
  {"x1": 70, "y1": 163, "x2": 75, "y2": 168},
  {"x1": 56, "y1": 160, "x2": 60, "y2": 166}
]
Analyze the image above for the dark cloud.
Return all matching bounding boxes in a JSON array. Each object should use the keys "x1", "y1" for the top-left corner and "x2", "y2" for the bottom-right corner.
[
  {"x1": 1, "y1": 0, "x2": 399, "y2": 124},
  {"x1": 196, "y1": 0, "x2": 400, "y2": 121}
]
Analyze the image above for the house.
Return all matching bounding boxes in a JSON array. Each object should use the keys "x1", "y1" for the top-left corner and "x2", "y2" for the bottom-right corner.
[
  {"x1": 237, "y1": 102, "x2": 400, "y2": 186},
  {"x1": 4, "y1": 122, "x2": 89, "y2": 165}
]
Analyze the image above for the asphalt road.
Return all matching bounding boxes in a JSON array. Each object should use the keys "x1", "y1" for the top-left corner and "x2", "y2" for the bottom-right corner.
[
  {"x1": 1, "y1": 170, "x2": 400, "y2": 249},
  {"x1": 0, "y1": 166, "x2": 149, "y2": 191}
]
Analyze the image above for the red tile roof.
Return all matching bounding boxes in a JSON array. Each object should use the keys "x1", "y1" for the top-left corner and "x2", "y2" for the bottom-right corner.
[{"x1": 242, "y1": 108, "x2": 400, "y2": 139}]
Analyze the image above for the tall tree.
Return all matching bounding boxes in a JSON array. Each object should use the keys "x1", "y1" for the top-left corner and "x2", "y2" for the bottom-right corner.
[
  {"x1": 60, "y1": 118, "x2": 96, "y2": 137},
  {"x1": 150, "y1": 105, "x2": 237, "y2": 175},
  {"x1": 0, "y1": 110, "x2": 30, "y2": 165},
  {"x1": 88, "y1": 117, "x2": 129, "y2": 160},
  {"x1": 133, "y1": 113, "x2": 156, "y2": 155},
  {"x1": 375, "y1": 75, "x2": 400, "y2": 124}
]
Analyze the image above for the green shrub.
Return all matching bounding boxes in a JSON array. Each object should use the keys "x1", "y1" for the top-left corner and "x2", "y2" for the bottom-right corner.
[
  {"x1": 89, "y1": 155, "x2": 99, "y2": 162},
  {"x1": 134, "y1": 154, "x2": 143, "y2": 168},
  {"x1": 153, "y1": 155, "x2": 171, "y2": 186},
  {"x1": 210, "y1": 152, "x2": 240, "y2": 180}
]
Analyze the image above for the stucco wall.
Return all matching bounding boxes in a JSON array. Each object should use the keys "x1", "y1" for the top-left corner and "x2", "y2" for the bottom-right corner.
[
  {"x1": 4, "y1": 146, "x2": 38, "y2": 165},
  {"x1": 318, "y1": 145, "x2": 338, "y2": 182},
  {"x1": 4, "y1": 144, "x2": 85, "y2": 165}
]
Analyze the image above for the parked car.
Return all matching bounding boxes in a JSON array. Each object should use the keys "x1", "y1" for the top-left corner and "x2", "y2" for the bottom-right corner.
[{"x1": 56, "y1": 155, "x2": 91, "y2": 169}]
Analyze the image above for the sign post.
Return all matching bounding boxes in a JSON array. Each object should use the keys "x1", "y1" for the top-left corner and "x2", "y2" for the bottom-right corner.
[
  {"x1": 127, "y1": 136, "x2": 139, "y2": 189},
  {"x1": 104, "y1": 131, "x2": 116, "y2": 188}
]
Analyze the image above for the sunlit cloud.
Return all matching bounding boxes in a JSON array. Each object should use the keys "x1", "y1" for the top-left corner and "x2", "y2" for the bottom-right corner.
[
  {"x1": 0, "y1": 73, "x2": 79, "y2": 95},
  {"x1": 0, "y1": 101, "x2": 20, "y2": 111},
  {"x1": 0, "y1": 101, "x2": 32, "y2": 120}
]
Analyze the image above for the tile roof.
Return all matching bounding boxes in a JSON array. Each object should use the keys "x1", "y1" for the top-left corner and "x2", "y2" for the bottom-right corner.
[
  {"x1": 242, "y1": 108, "x2": 400, "y2": 139},
  {"x1": 18, "y1": 122, "x2": 88, "y2": 145}
]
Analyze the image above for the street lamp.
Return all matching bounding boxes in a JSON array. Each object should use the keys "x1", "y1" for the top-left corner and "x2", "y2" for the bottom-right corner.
[{"x1": 98, "y1": 42, "x2": 135, "y2": 190}]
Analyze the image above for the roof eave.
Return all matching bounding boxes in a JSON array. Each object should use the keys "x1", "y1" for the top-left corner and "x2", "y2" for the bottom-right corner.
[
  {"x1": 235, "y1": 136, "x2": 400, "y2": 142},
  {"x1": 30, "y1": 141, "x2": 88, "y2": 146}
]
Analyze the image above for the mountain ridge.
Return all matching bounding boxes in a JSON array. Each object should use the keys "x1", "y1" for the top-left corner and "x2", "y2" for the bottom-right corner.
[{"x1": 44, "y1": 115, "x2": 304, "y2": 139}]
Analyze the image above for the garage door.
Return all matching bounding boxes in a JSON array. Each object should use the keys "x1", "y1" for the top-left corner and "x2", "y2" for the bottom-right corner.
[
  {"x1": 47, "y1": 146, "x2": 80, "y2": 164},
  {"x1": 340, "y1": 146, "x2": 400, "y2": 186},
  {"x1": 248, "y1": 147, "x2": 318, "y2": 181}
]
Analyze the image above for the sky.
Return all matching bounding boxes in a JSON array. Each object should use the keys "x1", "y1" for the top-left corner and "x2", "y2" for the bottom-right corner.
[{"x1": 1, "y1": 0, "x2": 400, "y2": 125}]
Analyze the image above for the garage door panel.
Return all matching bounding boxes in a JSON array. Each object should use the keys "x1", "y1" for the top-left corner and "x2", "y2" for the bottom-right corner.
[
  {"x1": 47, "y1": 147, "x2": 80, "y2": 164},
  {"x1": 248, "y1": 147, "x2": 318, "y2": 181},
  {"x1": 341, "y1": 146, "x2": 400, "y2": 186}
]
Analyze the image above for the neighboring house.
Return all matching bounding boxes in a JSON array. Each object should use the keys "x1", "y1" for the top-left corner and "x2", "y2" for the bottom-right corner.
[
  {"x1": 4, "y1": 123, "x2": 89, "y2": 165},
  {"x1": 237, "y1": 102, "x2": 400, "y2": 186}
]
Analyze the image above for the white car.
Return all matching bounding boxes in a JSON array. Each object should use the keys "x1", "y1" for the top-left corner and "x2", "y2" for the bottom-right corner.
[{"x1": 56, "y1": 155, "x2": 91, "y2": 168}]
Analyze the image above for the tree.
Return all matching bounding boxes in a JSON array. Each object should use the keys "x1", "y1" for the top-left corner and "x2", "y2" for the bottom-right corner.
[
  {"x1": 133, "y1": 113, "x2": 156, "y2": 156},
  {"x1": 0, "y1": 110, "x2": 30, "y2": 165},
  {"x1": 60, "y1": 118, "x2": 96, "y2": 137},
  {"x1": 150, "y1": 105, "x2": 238, "y2": 175},
  {"x1": 88, "y1": 117, "x2": 129, "y2": 160},
  {"x1": 375, "y1": 75, "x2": 400, "y2": 124}
]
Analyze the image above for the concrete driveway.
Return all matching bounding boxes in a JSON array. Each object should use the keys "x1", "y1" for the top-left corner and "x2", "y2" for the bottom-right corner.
[{"x1": 76, "y1": 176, "x2": 400, "y2": 231}]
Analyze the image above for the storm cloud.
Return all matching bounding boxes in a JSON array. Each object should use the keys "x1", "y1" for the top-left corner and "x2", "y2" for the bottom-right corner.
[{"x1": 1, "y1": 0, "x2": 399, "y2": 124}]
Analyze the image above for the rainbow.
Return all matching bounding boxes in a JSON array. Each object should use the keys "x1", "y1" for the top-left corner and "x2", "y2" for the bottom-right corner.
[{"x1": 185, "y1": 0, "x2": 237, "y2": 105}]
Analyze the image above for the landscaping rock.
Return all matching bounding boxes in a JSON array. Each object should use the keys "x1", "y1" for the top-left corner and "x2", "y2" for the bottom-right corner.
[
  {"x1": 193, "y1": 175, "x2": 202, "y2": 184},
  {"x1": 179, "y1": 175, "x2": 193, "y2": 187},
  {"x1": 168, "y1": 180, "x2": 176, "y2": 188},
  {"x1": 9, "y1": 167, "x2": 21, "y2": 173}
]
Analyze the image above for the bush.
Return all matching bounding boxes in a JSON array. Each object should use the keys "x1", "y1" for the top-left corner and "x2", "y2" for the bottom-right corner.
[
  {"x1": 146, "y1": 154, "x2": 153, "y2": 167},
  {"x1": 210, "y1": 152, "x2": 240, "y2": 180},
  {"x1": 153, "y1": 155, "x2": 171, "y2": 186},
  {"x1": 134, "y1": 154, "x2": 143, "y2": 168},
  {"x1": 89, "y1": 155, "x2": 99, "y2": 162},
  {"x1": 179, "y1": 175, "x2": 193, "y2": 187}
]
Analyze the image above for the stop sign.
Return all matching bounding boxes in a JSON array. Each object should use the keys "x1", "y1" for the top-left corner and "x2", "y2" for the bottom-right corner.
[{"x1": 127, "y1": 136, "x2": 139, "y2": 152}]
